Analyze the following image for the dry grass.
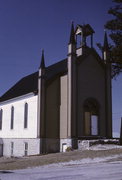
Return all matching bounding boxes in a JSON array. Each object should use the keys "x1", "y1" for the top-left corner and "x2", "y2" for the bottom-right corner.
[{"x1": 0, "y1": 148, "x2": 122, "y2": 170}]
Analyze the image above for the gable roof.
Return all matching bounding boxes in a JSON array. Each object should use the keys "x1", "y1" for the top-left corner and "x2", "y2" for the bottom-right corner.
[
  {"x1": 0, "y1": 72, "x2": 38, "y2": 102},
  {"x1": 0, "y1": 59, "x2": 67, "y2": 102},
  {"x1": 46, "y1": 58, "x2": 67, "y2": 80}
]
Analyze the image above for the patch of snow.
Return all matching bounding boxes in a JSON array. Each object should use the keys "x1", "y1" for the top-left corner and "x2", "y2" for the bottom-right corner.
[
  {"x1": 45, "y1": 154, "x2": 122, "y2": 168},
  {"x1": 0, "y1": 155, "x2": 122, "y2": 180},
  {"x1": 89, "y1": 144, "x2": 122, "y2": 150},
  {"x1": 113, "y1": 132, "x2": 120, "y2": 138}
]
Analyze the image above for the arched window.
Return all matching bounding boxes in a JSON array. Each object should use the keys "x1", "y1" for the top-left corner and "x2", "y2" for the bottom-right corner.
[
  {"x1": 84, "y1": 98, "x2": 99, "y2": 136},
  {"x1": 0, "y1": 109, "x2": 3, "y2": 130},
  {"x1": 24, "y1": 103, "x2": 28, "y2": 128},
  {"x1": 11, "y1": 106, "x2": 14, "y2": 129}
]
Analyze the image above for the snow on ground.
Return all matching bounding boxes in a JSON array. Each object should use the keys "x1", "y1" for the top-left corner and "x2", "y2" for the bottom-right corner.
[
  {"x1": 52, "y1": 154, "x2": 122, "y2": 167},
  {"x1": 0, "y1": 144, "x2": 122, "y2": 180},
  {"x1": 88, "y1": 144, "x2": 122, "y2": 150},
  {"x1": 0, "y1": 154, "x2": 122, "y2": 180}
]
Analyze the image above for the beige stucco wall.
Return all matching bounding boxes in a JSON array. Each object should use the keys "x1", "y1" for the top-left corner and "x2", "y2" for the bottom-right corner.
[
  {"x1": 45, "y1": 77, "x2": 60, "y2": 139},
  {"x1": 77, "y1": 54, "x2": 107, "y2": 137},
  {"x1": 60, "y1": 75, "x2": 68, "y2": 139}
]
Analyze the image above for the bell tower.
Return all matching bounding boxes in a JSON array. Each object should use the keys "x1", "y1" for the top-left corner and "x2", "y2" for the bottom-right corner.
[{"x1": 75, "y1": 24, "x2": 95, "y2": 56}]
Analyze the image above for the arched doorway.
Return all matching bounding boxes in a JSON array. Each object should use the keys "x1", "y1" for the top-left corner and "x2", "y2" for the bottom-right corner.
[{"x1": 84, "y1": 98, "x2": 99, "y2": 136}]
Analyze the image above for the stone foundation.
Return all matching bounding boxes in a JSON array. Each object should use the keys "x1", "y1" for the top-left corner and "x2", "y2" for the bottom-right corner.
[{"x1": 78, "y1": 139, "x2": 120, "y2": 150}]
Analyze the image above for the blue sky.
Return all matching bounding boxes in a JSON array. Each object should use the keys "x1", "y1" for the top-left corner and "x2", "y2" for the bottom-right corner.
[{"x1": 0, "y1": 0, "x2": 122, "y2": 136}]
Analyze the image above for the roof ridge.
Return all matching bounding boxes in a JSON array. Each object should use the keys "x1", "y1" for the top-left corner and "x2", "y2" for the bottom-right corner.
[{"x1": 46, "y1": 58, "x2": 67, "y2": 69}]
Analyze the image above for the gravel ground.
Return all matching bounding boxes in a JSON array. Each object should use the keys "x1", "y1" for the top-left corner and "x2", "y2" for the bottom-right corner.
[{"x1": 0, "y1": 146, "x2": 122, "y2": 170}]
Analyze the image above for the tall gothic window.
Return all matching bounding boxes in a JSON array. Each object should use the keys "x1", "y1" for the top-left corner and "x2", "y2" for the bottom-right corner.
[
  {"x1": 0, "y1": 109, "x2": 3, "y2": 130},
  {"x1": 11, "y1": 106, "x2": 14, "y2": 129},
  {"x1": 24, "y1": 103, "x2": 28, "y2": 128}
]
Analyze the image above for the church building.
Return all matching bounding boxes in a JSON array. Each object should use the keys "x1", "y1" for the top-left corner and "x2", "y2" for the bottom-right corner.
[{"x1": 0, "y1": 23, "x2": 112, "y2": 157}]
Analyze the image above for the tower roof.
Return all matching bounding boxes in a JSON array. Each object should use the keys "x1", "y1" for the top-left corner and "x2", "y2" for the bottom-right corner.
[
  {"x1": 103, "y1": 31, "x2": 109, "y2": 51},
  {"x1": 75, "y1": 24, "x2": 95, "y2": 36},
  {"x1": 69, "y1": 22, "x2": 76, "y2": 44},
  {"x1": 40, "y1": 50, "x2": 45, "y2": 69}
]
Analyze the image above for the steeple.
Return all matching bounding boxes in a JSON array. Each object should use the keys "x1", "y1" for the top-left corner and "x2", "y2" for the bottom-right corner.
[
  {"x1": 103, "y1": 31, "x2": 109, "y2": 51},
  {"x1": 40, "y1": 50, "x2": 45, "y2": 69},
  {"x1": 69, "y1": 22, "x2": 76, "y2": 44},
  {"x1": 103, "y1": 31, "x2": 109, "y2": 61}
]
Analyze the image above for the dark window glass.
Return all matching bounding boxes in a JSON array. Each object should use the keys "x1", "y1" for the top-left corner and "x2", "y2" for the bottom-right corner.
[
  {"x1": 0, "y1": 109, "x2": 3, "y2": 130},
  {"x1": 11, "y1": 106, "x2": 14, "y2": 129},
  {"x1": 24, "y1": 142, "x2": 28, "y2": 156},
  {"x1": 24, "y1": 103, "x2": 28, "y2": 128},
  {"x1": 11, "y1": 142, "x2": 14, "y2": 156}
]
